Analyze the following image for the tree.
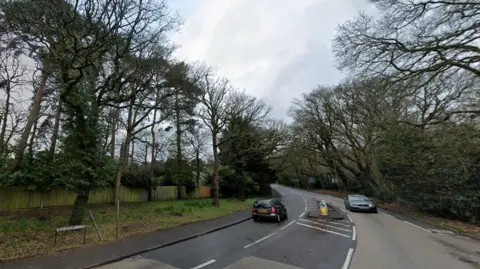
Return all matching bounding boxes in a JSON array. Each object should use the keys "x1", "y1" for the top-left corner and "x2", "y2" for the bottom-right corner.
[
  {"x1": 113, "y1": 47, "x2": 172, "y2": 204},
  {"x1": 197, "y1": 73, "x2": 232, "y2": 206},
  {"x1": 186, "y1": 124, "x2": 208, "y2": 187},
  {"x1": 287, "y1": 73, "x2": 480, "y2": 222},
  {"x1": 0, "y1": 34, "x2": 26, "y2": 157},
  {"x1": 333, "y1": 1, "x2": 480, "y2": 86},
  {"x1": 1, "y1": 0, "x2": 181, "y2": 224},
  {"x1": 164, "y1": 62, "x2": 202, "y2": 199}
]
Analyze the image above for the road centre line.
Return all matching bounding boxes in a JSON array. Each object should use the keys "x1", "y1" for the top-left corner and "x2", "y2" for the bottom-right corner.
[
  {"x1": 341, "y1": 248, "x2": 355, "y2": 269},
  {"x1": 404, "y1": 221, "x2": 432, "y2": 233},
  {"x1": 347, "y1": 214, "x2": 353, "y2": 223},
  {"x1": 299, "y1": 212, "x2": 305, "y2": 218},
  {"x1": 296, "y1": 223, "x2": 351, "y2": 238},
  {"x1": 281, "y1": 220, "x2": 296, "y2": 230},
  {"x1": 298, "y1": 218, "x2": 352, "y2": 232},
  {"x1": 352, "y1": 226, "x2": 356, "y2": 241},
  {"x1": 244, "y1": 232, "x2": 276, "y2": 249},
  {"x1": 190, "y1": 259, "x2": 216, "y2": 269}
]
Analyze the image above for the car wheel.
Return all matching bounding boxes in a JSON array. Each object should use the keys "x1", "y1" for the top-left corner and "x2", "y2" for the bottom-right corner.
[
  {"x1": 276, "y1": 214, "x2": 281, "y2": 223},
  {"x1": 253, "y1": 217, "x2": 259, "y2": 222},
  {"x1": 373, "y1": 208, "x2": 378, "y2": 213},
  {"x1": 284, "y1": 212, "x2": 288, "y2": 220}
]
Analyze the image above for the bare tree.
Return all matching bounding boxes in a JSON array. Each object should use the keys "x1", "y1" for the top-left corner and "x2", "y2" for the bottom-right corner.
[
  {"x1": 197, "y1": 73, "x2": 232, "y2": 206},
  {"x1": 0, "y1": 35, "x2": 27, "y2": 156},
  {"x1": 334, "y1": 1, "x2": 480, "y2": 82}
]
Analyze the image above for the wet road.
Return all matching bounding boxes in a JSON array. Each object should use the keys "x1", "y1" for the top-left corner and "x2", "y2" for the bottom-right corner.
[{"x1": 98, "y1": 185, "x2": 480, "y2": 269}]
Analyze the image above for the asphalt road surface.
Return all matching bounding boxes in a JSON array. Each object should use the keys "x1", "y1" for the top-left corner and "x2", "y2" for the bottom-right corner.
[{"x1": 97, "y1": 184, "x2": 480, "y2": 269}]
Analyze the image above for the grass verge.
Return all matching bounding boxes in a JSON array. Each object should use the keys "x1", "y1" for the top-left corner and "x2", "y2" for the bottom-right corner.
[
  {"x1": 0, "y1": 198, "x2": 253, "y2": 262},
  {"x1": 311, "y1": 189, "x2": 480, "y2": 238}
]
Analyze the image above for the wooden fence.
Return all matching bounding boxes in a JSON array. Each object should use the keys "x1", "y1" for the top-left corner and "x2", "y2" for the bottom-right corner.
[{"x1": 0, "y1": 186, "x2": 211, "y2": 210}]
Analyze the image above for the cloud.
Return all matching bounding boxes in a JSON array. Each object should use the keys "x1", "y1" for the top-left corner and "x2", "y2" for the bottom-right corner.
[{"x1": 172, "y1": 0, "x2": 374, "y2": 119}]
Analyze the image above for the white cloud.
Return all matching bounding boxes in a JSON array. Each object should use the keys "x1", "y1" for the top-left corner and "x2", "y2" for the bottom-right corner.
[{"x1": 172, "y1": 0, "x2": 374, "y2": 119}]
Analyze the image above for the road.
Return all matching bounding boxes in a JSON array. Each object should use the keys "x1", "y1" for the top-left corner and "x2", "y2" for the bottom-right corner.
[{"x1": 98, "y1": 185, "x2": 480, "y2": 269}]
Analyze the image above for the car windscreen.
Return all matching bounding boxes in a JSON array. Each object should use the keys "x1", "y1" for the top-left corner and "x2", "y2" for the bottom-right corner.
[
  {"x1": 350, "y1": 196, "x2": 369, "y2": 202},
  {"x1": 254, "y1": 200, "x2": 272, "y2": 208}
]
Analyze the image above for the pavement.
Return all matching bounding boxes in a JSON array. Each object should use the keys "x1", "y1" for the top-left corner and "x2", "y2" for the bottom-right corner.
[{"x1": 3, "y1": 185, "x2": 480, "y2": 269}]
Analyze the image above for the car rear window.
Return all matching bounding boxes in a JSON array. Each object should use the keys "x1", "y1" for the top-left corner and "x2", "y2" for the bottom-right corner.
[{"x1": 254, "y1": 200, "x2": 272, "y2": 208}]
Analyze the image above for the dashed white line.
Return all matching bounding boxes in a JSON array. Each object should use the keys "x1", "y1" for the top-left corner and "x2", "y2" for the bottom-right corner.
[
  {"x1": 281, "y1": 220, "x2": 296, "y2": 230},
  {"x1": 298, "y1": 219, "x2": 352, "y2": 232},
  {"x1": 347, "y1": 214, "x2": 353, "y2": 223},
  {"x1": 190, "y1": 259, "x2": 216, "y2": 269},
  {"x1": 296, "y1": 222, "x2": 351, "y2": 238},
  {"x1": 404, "y1": 221, "x2": 432, "y2": 233},
  {"x1": 299, "y1": 212, "x2": 305, "y2": 218},
  {"x1": 341, "y1": 248, "x2": 355, "y2": 269},
  {"x1": 352, "y1": 226, "x2": 356, "y2": 241},
  {"x1": 244, "y1": 232, "x2": 276, "y2": 248}
]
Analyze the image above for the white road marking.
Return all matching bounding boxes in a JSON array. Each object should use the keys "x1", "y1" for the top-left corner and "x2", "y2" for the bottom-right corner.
[
  {"x1": 341, "y1": 248, "x2": 355, "y2": 269},
  {"x1": 298, "y1": 218, "x2": 352, "y2": 232},
  {"x1": 190, "y1": 259, "x2": 216, "y2": 269},
  {"x1": 281, "y1": 220, "x2": 296, "y2": 230},
  {"x1": 304, "y1": 206, "x2": 308, "y2": 212},
  {"x1": 347, "y1": 214, "x2": 353, "y2": 223},
  {"x1": 340, "y1": 208, "x2": 345, "y2": 213},
  {"x1": 296, "y1": 222, "x2": 351, "y2": 238},
  {"x1": 299, "y1": 212, "x2": 305, "y2": 218},
  {"x1": 352, "y1": 226, "x2": 356, "y2": 241},
  {"x1": 244, "y1": 232, "x2": 276, "y2": 248},
  {"x1": 314, "y1": 219, "x2": 352, "y2": 228},
  {"x1": 404, "y1": 221, "x2": 432, "y2": 233}
]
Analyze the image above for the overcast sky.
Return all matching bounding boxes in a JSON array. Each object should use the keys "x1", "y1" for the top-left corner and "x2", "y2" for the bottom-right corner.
[{"x1": 168, "y1": 0, "x2": 375, "y2": 120}]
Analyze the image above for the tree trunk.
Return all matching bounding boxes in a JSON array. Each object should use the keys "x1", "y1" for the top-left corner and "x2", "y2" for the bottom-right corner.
[
  {"x1": 27, "y1": 116, "x2": 38, "y2": 162},
  {"x1": 114, "y1": 141, "x2": 127, "y2": 203},
  {"x1": 11, "y1": 71, "x2": 48, "y2": 172},
  {"x1": 212, "y1": 131, "x2": 220, "y2": 207},
  {"x1": 49, "y1": 98, "x2": 62, "y2": 157},
  {"x1": 69, "y1": 190, "x2": 89, "y2": 225},
  {"x1": 149, "y1": 106, "x2": 157, "y2": 202},
  {"x1": 195, "y1": 151, "x2": 201, "y2": 186},
  {"x1": 175, "y1": 92, "x2": 184, "y2": 200},
  {"x1": 110, "y1": 108, "x2": 118, "y2": 159},
  {"x1": 114, "y1": 97, "x2": 134, "y2": 203},
  {"x1": 0, "y1": 84, "x2": 11, "y2": 156},
  {"x1": 130, "y1": 139, "x2": 135, "y2": 164}
]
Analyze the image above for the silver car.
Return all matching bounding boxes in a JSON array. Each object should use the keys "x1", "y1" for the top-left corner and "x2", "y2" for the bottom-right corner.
[{"x1": 344, "y1": 194, "x2": 378, "y2": 213}]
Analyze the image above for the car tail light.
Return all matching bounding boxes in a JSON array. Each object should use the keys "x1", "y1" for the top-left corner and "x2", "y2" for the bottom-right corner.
[
  {"x1": 271, "y1": 206, "x2": 276, "y2": 213},
  {"x1": 252, "y1": 207, "x2": 256, "y2": 212}
]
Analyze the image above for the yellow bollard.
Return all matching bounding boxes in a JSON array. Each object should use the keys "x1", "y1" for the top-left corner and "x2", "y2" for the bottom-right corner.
[{"x1": 319, "y1": 200, "x2": 328, "y2": 216}]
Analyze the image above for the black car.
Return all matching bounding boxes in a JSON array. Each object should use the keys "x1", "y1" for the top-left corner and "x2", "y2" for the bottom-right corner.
[
  {"x1": 252, "y1": 199, "x2": 288, "y2": 223},
  {"x1": 344, "y1": 194, "x2": 378, "y2": 213}
]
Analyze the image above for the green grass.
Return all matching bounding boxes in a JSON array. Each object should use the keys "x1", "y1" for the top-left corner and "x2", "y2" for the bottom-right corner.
[{"x1": 0, "y1": 198, "x2": 253, "y2": 261}]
